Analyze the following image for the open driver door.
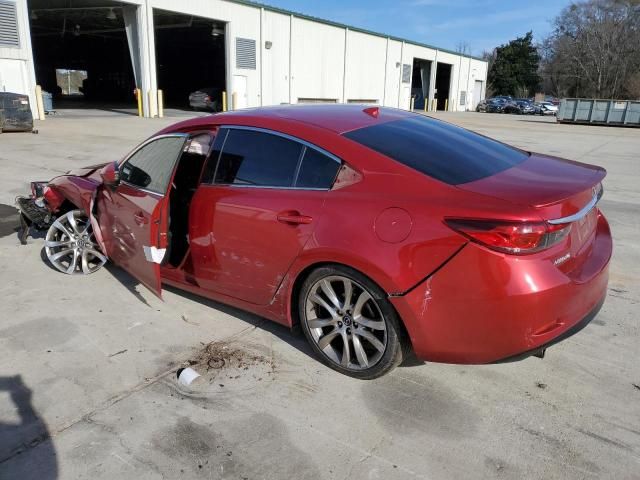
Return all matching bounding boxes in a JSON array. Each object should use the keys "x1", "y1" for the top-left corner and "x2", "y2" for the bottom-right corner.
[{"x1": 96, "y1": 134, "x2": 189, "y2": 298}]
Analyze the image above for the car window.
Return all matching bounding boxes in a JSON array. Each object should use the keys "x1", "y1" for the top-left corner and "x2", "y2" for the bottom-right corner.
[
  {"x1": 295, "y1": 147, "x2": 340, "y2": 189},
  {"x1": 214, "y1": 129, "x2": 303, "y2": 187},
  {"x1": 120, "y1": 136, "x2": 186, "y2": 194},
  {"x1": 343, "y1": 115, "x2": 528, "y2": 185}
]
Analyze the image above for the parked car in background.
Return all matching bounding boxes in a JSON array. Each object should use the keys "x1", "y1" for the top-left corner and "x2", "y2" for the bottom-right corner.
[
  {"x1": 476, "y1": 99, "x2": 488, "y2": 112},
  {"x1": 504, "y1": 100, "x2": 535, "y2": 115},
  {"x1": 15, "y1": 105, "x2": 611, "y2": 379},
  {"x1": 189, "y1": 87, "x2": 223, "y2": 112},
  {"x1": 536, "y1": 102, "x2": 559, "y2": 116},
  {"x1": 486, "y1": 98, "x2": 508, "y2": 113}
]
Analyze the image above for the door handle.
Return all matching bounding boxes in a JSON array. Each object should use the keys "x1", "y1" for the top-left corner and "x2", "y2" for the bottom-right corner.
[
  {"x1": 277, "y1": 211, "x2": 313, "y2": 225},
  {"x1": 134, "y1": 212, "x2": 148, "y2": 226}
]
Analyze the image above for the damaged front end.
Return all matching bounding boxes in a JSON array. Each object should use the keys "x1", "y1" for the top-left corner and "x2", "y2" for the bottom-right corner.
[
  {"x1": 16, "y1": 166, "x2": 111, "y2": 275},
  {"x1": 15, "y1": 162, "x2": 109, "y2": 247},
  {"x1": 15, "y1": 181, "x2": 65, "y2": 244}
]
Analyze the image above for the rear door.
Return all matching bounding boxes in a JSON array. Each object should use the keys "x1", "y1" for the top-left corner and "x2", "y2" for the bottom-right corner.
[
  {"x1": 97, "y1": 134, "x2": 187, "y2": 297},
  {"x1": 189, "y1": 127, "x2": 341, "y2": 305}
]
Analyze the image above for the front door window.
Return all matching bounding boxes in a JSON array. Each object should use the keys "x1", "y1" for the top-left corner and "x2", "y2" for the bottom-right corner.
[{"x1": 120, "y1": 136, "x2": 187, "y2": 193}]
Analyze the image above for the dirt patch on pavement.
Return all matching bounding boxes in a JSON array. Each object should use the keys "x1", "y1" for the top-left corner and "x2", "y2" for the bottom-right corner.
[
  {"x1": 177, "y1": 341, "x2": 276, "y2": 394},
  {"x1": 191, "y1": 342, "x2": 272, "y2": 373}
]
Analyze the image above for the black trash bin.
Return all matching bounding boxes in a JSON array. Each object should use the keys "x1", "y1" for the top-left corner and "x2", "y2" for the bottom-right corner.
[{"x1": 0, "y1": 92, "x2": 34, "y2": 132}]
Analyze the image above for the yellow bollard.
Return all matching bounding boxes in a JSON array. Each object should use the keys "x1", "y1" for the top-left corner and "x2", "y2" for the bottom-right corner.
[
  {"x1": 424, "y1": 98, "x2": 428, "y2": 113},
  {"x1": 136, "y1": 88, "x2": 142, "y2": 117},
  {"x1": 148, "y1": 90, "x2": 157, "y2": 117},
  {"x1": 432, "y1": 99, "x2": 436, "y2": 111},
  {"x1": 445, "y1": 99, "x2": 448, "y2": 111},
  {"x1": 157, "y1": 89, "x2": 164, "y2": 118},
  {"x1": 410, "y1": 97, "x2": 415, "y2": 111},
  {"x1": 222, "y1": 91, "x2": 227, "y2": 112},
  {"x1": 35, "y1": 85, "x2": 45, "y2": 121},
  {"x1": 232, "y1": 92, "x2": 238, "y2": 111}
]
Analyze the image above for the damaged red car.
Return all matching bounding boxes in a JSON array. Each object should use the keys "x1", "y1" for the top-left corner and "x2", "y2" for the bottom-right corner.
[{"x1": 16, "y1": 105, "x2": 612, "y2": 379}]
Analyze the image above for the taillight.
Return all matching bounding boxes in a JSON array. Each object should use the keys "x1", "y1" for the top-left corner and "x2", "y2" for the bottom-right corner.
[{"x1": 445, "y1": 218, "x2": 571, "y2": 254}]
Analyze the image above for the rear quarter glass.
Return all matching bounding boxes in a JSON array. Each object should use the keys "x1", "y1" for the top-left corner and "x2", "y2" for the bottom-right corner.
[{"x1": 343, "y1": 116, "x2": 528, "y2": 185}]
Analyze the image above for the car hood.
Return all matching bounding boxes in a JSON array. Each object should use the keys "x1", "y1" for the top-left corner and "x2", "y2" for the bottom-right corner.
[
  {"x1": 456, "y1": 153, "x2": 606, "y2": 211},
  {"x1": 66, "y1": 161, "x2": 109, "y2": 177}
]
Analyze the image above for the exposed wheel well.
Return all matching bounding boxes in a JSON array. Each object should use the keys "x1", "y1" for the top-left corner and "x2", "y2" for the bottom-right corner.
[
  {"x1": 290, "y1": 262, "x2": 334, "y2": 328},
  {"x1": 289, "y1": 261, "x2": 413, "y2": 350},
  {"x1": 55, "y1": 199, "x2": 79, "y2": 217}
]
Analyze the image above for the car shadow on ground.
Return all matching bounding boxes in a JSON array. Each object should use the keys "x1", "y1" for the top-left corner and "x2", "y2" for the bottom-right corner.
[
  {"x1": 100, "y1": 262, "x2": 320, "y2": 363},
  {"x1": 104, "y1": 264, "x2": 154, "y2": 308},
  {"x1": 516, "y1": 118, "x2": 557, "y2": 124},
  {"x1": 0, "y1": 375, "x2": 58, "y2": 479},
  {"x1": 0, "y1": 203, "x2": 48, "y2": 247},
  {"x1": 162, "y1": 281, "x2": 319, "y2": 362},
  {"x1": 104, "y1": 263, "x2": 424, "y2": 369},
  {"x1": 0, "y1": 204, "x2": 21, "y2": 239},
  {"x1": 6, "y1": 197, "x2": 424, "y2": 371}
]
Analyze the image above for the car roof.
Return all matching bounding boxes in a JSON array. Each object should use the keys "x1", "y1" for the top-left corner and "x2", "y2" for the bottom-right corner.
[{"x1": 167, "y1": 104, "x2": 413, "y2": 134}]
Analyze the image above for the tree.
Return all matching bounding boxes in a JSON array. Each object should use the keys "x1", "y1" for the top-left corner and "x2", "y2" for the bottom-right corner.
[
  {"x1": 456, "y1": 41, "x2": 471, "y2": 56},
  {"x1": 481, "y1": 49, "x2": 497, "y2": 97},
  {"x1": 541, "y1": 0, "x2": 640, "y2": 99},
  {"x1": 487, "y1": 32, "x2": 541, "y2": 96}
]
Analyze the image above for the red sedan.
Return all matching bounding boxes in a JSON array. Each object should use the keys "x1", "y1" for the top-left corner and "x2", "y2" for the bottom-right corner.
[{"x1": 17, "y1": 105, "x2": 612, "y2": 379}]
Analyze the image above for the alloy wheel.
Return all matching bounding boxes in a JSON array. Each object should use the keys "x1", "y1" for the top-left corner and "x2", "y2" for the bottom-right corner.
[
  {"x1": 304, "y1": 275, "x2": 388, "y2": 371},
  {"x1": 44, "y1": 210, "x2": 107, "y2": 275}
]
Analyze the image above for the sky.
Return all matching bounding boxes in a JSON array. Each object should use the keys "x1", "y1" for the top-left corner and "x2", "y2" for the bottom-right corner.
[{"x1": 255, "y1": 0, "x2": 575, "y2": 56}]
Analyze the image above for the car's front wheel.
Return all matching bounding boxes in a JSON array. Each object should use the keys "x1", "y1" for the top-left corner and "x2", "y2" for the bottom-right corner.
[
  {"x1": 298, "y1": 265, "x2": 407, "y2": 379},
  {"x1": 45, "y1": 210, "x2": 107, "y2": 275}
]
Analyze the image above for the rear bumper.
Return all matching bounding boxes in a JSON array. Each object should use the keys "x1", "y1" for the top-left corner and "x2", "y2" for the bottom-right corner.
[
  {"x1": 390, "y1": 212, "x2": 612, "y2": 364},
  {"x1": 491, "y1": 296, "x2": 604, "y2": 363}
]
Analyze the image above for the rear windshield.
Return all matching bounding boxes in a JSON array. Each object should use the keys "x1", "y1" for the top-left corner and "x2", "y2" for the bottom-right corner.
[{"x1": 343, "y1": 116, "x2": 528, "y2": 185}]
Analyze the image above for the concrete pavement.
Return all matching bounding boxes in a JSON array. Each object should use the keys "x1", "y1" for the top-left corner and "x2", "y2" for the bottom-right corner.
[{"x1": 0, "y1": 109, "x2": 638, "y2": 479}]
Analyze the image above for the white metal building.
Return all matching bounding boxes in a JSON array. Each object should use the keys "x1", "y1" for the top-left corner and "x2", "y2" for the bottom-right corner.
[{"x1": 0, "y1": 0, "x2": 488, "y2": 118}]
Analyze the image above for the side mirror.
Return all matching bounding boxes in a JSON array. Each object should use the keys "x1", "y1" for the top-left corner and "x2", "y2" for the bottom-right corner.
[{"x1": 100, "y1": 161, "x2": 120, "y2": 187}]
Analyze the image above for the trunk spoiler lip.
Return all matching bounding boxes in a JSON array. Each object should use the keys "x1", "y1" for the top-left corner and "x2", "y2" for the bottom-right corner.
[{"x1": 548, "y1": 183, "x2": 604, "y2": 225}]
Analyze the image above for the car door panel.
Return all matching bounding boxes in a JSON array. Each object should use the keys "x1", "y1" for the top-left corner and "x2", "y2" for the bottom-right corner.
[
  {"x1": 189, "y1": 185, "x2": 327, "y2": 305},
  {"x1": 98, "y1": 183, "x2": 165, "y2": 295},
  {"x1": 96, "y1": 135, "x2": 187, "y2": 297}
]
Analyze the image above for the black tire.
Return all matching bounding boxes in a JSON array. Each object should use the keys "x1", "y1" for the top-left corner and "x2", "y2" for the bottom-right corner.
[{"x1": 298, "y1": 264, "x2": 408, "y2": 379}]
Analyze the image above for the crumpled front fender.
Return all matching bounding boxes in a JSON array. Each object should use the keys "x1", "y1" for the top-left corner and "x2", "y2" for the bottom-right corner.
[
  {"x1": 47, "y1": 175, "x2": 99, "y2": 215},
  {"x1": 46, "y1": 175, "x2": 107, "y2": 256}
]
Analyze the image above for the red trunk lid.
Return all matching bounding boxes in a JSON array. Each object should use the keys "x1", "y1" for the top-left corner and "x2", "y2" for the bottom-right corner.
[
  {"x1": 457, "y1": 153, "x2": 606, "y2": 271},
  {"x1": 457, "y1": 154, "x2": 605, "y2": 219}
]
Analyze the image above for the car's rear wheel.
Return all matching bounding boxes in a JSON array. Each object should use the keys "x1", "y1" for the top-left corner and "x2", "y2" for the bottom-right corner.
[
  {"x1": 45, "y1": 210, "x2": 107, "y2": 275},
  {"x1": 298, "y1": 265, "x2": 406, "y2": 379}
]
